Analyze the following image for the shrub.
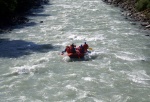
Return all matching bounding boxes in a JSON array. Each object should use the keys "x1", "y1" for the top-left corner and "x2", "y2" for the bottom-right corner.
[{"x1": 135, "y1": 0, "x2": 150, "y2": 11}]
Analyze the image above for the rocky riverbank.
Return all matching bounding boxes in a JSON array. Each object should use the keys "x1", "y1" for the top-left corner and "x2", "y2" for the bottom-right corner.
[{"x1": 103, "y1": 0, "x2": 150, "y2": 30}]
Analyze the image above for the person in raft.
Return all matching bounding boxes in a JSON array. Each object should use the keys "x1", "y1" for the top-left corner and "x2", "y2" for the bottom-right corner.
[
  {"x1": 78, "y1": 45, "x2": 84, "y2": 53},
  {"x1": 83, "y1": 42, "x2": 89, "y2": 53},
  {"x1": 61, "y1": 46, "x2": 70, "y2": 54},
  {"x1": 62, "y1": 42, "x2": 89, "y2": 55},
  {"x1": 70, "y1": 43, "x2": 76, "y2": 53},
  {"x1": 61, "y1": 43, "x2": 76, "y2": 54}
]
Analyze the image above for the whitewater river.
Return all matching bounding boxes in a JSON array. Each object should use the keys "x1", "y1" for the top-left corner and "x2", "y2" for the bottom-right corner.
[{"x1": 0, "y1": 0, "x2": 150, "y2": 101}]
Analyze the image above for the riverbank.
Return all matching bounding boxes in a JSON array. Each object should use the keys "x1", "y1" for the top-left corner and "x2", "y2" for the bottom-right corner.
[
  {"x1": 0, "y1": 0, "x2": 49, "y2": 34},
  {"x1": 103, "y1": 0, "x2": 150, "y2": 31},
  {"x1": 0, "y1": 15, "x2": 29, "y2": 33}
]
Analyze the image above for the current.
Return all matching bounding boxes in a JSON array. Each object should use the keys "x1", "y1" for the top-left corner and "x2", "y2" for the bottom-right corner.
[{"x1": 0, "y1": 0, "x2": 150, "y2": 101}]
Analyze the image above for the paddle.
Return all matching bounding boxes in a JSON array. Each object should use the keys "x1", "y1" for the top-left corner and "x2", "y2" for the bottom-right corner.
[
  {"x1": 88, "y1": 47, "x2": 93, "y2": 50},
  {"x1": 83, "y1": 39, "x2": 93, "y2": 51}
]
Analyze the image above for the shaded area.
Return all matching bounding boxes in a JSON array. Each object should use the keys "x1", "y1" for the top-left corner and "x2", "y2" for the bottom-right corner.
[
  {"x1": 0, "y1": 0, "x2": 51, "y2": 33},
  {"x1": 0, "y1": 0, "x2": 49, "y2": 27},
  {"x1": 29, "y1": 13, "x2": 51, "y2": 17},
  {"x1": 0, "y1": 39, "x2": 60, "y2": 58},
  {"x1": 9, "y1": 7, "x2": 51, "y2": 30},
  {"x1": 9, "y1": 22, "x2": 37, "y2": 31},
  {"x1": 0, "y1": 9, "x2": 51, "y2": 33}
]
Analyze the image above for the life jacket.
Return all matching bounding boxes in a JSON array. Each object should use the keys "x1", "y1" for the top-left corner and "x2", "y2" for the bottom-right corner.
[
  {"x1": 79, "y1": 45, "x2": 84, "y2": 53},
  {"x1": 65, "y1": 46, "x2": 71, "y2": 53},
  {"x1": 83, "y1": 44, "x2": 89, "y2": 52},
  {"x1": 70, "y1": 45, "x2": 76, "y2": 53}
]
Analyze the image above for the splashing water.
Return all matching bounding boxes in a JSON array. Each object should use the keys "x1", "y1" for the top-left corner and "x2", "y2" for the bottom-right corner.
[{"x1": 0, "y1": 0, "x2": 150, "y2": 102}]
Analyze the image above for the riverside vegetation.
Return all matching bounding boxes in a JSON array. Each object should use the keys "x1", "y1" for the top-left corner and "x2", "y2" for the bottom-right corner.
[
  {"x1": 0, "y1": 0, "x2": 150, "y2": 32},
  {"x1": 0, "y1": 0, "x2": 49, "y2": 33}
]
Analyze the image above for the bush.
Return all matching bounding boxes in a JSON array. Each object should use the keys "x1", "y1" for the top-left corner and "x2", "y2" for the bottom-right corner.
[{"x1": 135, "y1": 0, "x2": 150, "y2": 11}]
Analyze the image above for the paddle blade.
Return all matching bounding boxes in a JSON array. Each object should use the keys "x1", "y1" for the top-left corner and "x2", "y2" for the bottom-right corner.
[{"x1": 88, "y1": 47, "x2": 93, "y2": 50}]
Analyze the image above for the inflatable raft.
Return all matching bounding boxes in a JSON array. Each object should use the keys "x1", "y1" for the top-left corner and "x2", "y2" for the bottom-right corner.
[{"x1": 67, "y1": 52, "x2": 84, "y2": 58}]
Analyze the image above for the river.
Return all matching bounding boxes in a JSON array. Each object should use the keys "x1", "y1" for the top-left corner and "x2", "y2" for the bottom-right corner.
[{"x1": 0, "y1": 0, "x2": 150, "y2": 101}]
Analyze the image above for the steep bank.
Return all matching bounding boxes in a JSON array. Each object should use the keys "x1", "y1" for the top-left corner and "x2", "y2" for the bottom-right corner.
[
  {"x1": 103, "y1": 0, "x2": 150, "y2": 30},
  {"x1": 0, "y1": 0, "x2": 49, "y2": 33}
]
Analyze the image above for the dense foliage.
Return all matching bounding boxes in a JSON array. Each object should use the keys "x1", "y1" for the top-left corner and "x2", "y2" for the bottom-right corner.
[
  {"x1": 0, "y1": 0, "x2": 48, "y2": 27},
  {"x1": 135, "y1": 0, "x2": 150, "y2": 11},
  {"x1": 111, "y1": 0, "x2": 150, "y2": 11}
]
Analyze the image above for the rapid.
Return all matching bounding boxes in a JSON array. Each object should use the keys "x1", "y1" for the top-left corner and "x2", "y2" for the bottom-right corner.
[{"x1": 0, "y1": 0, "x2": 150, "y2": 101}]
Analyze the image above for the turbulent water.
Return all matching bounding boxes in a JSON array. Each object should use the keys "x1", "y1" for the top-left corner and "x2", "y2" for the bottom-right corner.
[{"x1": 0, "y1": 0, "x2": 150, "y2": 101}]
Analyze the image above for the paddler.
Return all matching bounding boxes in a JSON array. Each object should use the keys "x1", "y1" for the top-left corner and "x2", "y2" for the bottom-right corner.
[
  {"x1": 75, "y1": 44, "x2": 84, "y2": 58},
  {"x1": 83, "y1": 42, "x2": 89, "y2": 53},
  {"x1": 79, "y1": 45, "x2": 84, "y2": 53},
  {"x1": 61, "y1": 46, "x2": 70, "y2": 55},
  {"x1": 70, "y1": 43, "x2": 76, "y2": 53}
]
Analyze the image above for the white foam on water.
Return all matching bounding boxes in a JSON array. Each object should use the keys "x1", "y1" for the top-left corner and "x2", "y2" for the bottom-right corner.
[
  {"x1": 82, "y1": 77, "x2": 94, "y2": 81},
  {"x1": 84, "y1": 54, "x2": 91, "y2": 61},
  {"x1": 127, "y1": 70, "x2": 150, "y2": 85},
  {"x1": 48, "y1": 25, "x2": 63, "y2": 31},
  {"x1": 1, "y1": 0, "x2": 150, "y2": 101},
  {"x1": 60, "y1": 41, "x2": 72, "y2": 47},
  {"x1": 63, "y1": 73, "x2": 77, "y2": 79},
  {"x1": 88, "y1": 51, "x2": 99, "y2": 59},
  {"x1": 68, "y1": 34, "x2": 78, "y2": 40},
  {"x1": 10, "y1": 60, "x2": 46, "y2": 75},
  {"x1": 93, "y1": 98, "x2": 103, "y2": 102},
  {"x1": 77, "y1": 91, "x2": 88, "y2": 100},
  {"x1": 65, "y1": 85, "x2": 78, "y2": 91},
  {"x1": 114, "y1": 51, "x2": 143, "y2": 61},
  {"x1": 12, "y1": 65, "x2": 39, "y2": 74},
  {"x1": 115, "y1": 54, "x2": 137, "y2": 61},
  {"x1": 33, "y1": 57, "x2": 50, "y2": 65},
  {"x1": 18, "y1": 96, "x2": 27, "y2": 102},
  {"x1": 16, "y1": 30, "x2": 28, "y2": 34},
  {"x1": 86, "y1": 35, "x2": 105, "y2": 42},
  {"x1": 63, "y1": 56, "x2": 71, "y2": 62},
  {"x1": 86, "y1": 63, "x2": 98, "y2": 67}
]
